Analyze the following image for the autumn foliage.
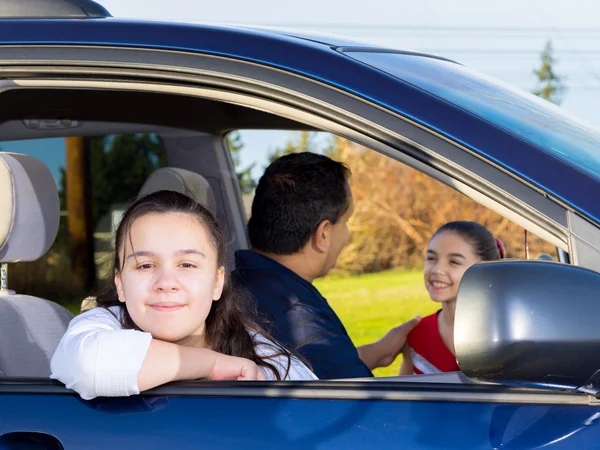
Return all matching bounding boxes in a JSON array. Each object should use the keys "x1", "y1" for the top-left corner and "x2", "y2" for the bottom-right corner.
[{"x1": 330, "y1": 138, "x2": 555, "y2": 274}]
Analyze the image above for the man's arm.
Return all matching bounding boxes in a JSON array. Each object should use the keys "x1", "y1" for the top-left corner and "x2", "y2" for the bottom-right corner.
[{"x1": 356, "y1": 316, "x2": 421, "y2": 370}]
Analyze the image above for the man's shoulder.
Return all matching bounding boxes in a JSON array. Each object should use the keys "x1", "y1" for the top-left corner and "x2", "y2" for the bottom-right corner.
[
  {"x1": 238, "y1": 268, "x2": 323, "y2": 305},
  {"x1": 234, "y1": 251, "x2": 320, "y2": 294}
]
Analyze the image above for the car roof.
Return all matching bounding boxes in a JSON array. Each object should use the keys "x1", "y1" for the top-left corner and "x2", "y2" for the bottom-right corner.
[{"x1": 0, "y1": 17, "x2": 599, "y2": 222}]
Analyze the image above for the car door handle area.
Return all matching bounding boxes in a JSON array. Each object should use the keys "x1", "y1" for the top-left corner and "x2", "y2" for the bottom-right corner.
[{"x1": 0, "y1": 431, "x2": 64, "y2": 450}]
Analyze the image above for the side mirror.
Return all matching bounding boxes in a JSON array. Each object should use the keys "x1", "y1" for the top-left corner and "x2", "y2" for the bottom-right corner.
[{"x1": 455, "y1": 260, "x2": 600, "y2": 395}]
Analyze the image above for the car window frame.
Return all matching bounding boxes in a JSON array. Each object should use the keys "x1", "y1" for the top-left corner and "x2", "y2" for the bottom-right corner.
[{"x1": 0, "y1": 45, "x2": 573, "y2": 249}]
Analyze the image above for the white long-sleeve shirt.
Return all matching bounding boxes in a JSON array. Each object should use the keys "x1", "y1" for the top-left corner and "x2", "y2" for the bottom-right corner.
[{"x1": 51, "y1": 306, "x2": 317, "y2": 400}]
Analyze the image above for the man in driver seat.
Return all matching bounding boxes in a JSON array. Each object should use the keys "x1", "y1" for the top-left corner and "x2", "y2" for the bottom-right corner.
[{"x1": 233, "y1": 152, "x2": 420, "y2": 379}]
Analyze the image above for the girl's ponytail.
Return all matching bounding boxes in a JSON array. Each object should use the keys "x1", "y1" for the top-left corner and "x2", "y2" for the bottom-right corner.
[{"x1": 495, "y1": 237, "x2": 506, "y2": 259}]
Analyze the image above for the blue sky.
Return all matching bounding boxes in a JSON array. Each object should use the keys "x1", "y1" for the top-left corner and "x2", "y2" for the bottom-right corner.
[
  {"x1": 8, "y1": 0, "x2": 600, "y2": 182},
  {"x1": 0, "y1": 138, "x2": 65, "y2": 182}
]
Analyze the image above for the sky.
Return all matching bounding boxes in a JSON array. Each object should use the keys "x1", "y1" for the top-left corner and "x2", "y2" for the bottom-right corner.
[{"x1": 6, "y1": 0, "x2": 600, "y2": 181}]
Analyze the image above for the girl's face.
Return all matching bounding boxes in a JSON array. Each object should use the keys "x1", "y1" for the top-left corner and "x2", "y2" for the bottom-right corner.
[
  {"x1": 115, "y1": 212, "x2": 224, "y2": 345},
  {"x1": 424, "y1": 231, "x2": 480, "y2": 304}
]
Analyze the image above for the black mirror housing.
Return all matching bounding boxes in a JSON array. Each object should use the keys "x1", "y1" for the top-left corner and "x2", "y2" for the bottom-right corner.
[{"x1": 455, "y1": 260, "x2": 600, "y2": 395}]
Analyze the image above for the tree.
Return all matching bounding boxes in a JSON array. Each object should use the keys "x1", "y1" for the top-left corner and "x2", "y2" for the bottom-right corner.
[
  {"x1": 329, "y1": 137, "x2": 556, "y2": 274},
  {"x1": 533, "y1": 40, "x2": 566, "y2": 104},
  {"x1": 226, "y1": 131, "x2": 256, "y2": 195},
  {"x1": 58, "y1": 134, "x2": 167, "y2": 230}
]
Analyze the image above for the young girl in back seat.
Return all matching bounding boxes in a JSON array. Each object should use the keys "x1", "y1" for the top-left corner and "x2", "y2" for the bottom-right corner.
[
  {"x1": 51, "y1": 190, "x2": 316, "y2": 400},
  {"x1": 400, "y1": 221, "x2": 505, "y2": 375}
]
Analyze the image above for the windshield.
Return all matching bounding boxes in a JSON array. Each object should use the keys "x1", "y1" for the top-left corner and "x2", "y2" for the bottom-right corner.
[{"x1": 343, "y1": 51, "x2": 600, "y2": 182}]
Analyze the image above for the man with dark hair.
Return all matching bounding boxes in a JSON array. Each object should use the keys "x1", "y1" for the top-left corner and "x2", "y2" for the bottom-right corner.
[{"x1": 234, "y1": 152, "x2": 420, "y2": 379}]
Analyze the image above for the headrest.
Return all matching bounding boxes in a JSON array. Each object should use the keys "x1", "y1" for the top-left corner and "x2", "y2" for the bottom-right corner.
[
  {"x1": 137, "y1": 167, "x2": 217, "y2": 217},
  {"x1": 0, "y1": 153, "x2": 60, "y2": 263}
]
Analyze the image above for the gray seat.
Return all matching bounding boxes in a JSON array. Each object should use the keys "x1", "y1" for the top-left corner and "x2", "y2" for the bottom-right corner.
[
  {"x1": 137, "y1": 166, "x2": 217, "y2": 217},
  {"x1": 0, "y1": 152, "x2": 73, "y2": 377}
]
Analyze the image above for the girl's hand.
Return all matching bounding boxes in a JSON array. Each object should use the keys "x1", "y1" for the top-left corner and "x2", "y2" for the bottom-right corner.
[
  {"x1": 210, "y1": 354, "x2": 266, "y2": 381},
  {"x1": 136, "y1": 341, "x2": 265, "y2": 393}
]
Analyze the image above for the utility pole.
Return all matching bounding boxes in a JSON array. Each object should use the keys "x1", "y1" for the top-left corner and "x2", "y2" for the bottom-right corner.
[{"x1": 65, "y1": 136, "x2": 95, "y2": 292}]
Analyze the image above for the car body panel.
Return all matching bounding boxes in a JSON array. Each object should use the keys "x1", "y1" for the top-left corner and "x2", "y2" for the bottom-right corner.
[{"x1": 1, "y1": 384, "x2": 600, "y2": 449}]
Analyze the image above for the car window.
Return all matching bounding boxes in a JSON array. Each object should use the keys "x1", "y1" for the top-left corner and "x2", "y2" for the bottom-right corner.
[
  {"x1": 342, "y1": 51, "x2": 600, "y2": 183},
  {"x1": 229, "y1": 130, "x2": 557, "y2": 376},
  {"x1": 3, "y1": 134, "x2": 167, "y2": 313}
]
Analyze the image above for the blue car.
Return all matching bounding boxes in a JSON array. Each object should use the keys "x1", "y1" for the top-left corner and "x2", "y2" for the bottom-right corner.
[{"x1": 2, "y1": 1, "x2": 600, "y2": 448}]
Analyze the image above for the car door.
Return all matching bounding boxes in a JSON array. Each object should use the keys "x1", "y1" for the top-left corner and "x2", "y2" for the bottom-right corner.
[{"x1": 2, "y1": 379, "x2": 600, "y2": 449}]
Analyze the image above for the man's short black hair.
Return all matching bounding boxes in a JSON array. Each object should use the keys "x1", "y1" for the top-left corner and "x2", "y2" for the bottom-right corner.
[{"x1": 248, "y1": 152, "x2": 351, "y2": 255}]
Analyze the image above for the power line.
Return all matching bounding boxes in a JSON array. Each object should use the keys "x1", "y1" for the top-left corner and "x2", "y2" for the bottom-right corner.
[
  {"x1": 412, "y1": 49, "x2": 600, "y2": 55},
  {"x1": 529, "y1": 0, "x2": 600, "y2": 87},
  {"x1": 245, "y1": 24, "x2": 600, "y2": 34},
  {"x1": 248, "y1": 21, "x2": 600, "y2": 92}
]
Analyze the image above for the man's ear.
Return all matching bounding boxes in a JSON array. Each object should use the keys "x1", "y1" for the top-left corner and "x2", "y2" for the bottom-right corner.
[
  {"x1": 311, "y1": 219, "x2": 332, "y2": 254},
  {"x1": 213, "y1": 266, "x2": 225, "y2": 301},
  {"x1": 114, "y1": 271, "x2": 126, "y2": 303}
]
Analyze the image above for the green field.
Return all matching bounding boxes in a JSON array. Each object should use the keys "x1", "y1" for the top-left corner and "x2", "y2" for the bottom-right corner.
[{"x1": 315, "y1": 269, "x2": 438, "y2": 377}]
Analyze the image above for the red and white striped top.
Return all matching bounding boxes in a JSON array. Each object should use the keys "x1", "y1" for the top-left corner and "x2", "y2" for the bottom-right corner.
[{"x1": 406, "y1": 311, "x2": 460, "y2": 374}]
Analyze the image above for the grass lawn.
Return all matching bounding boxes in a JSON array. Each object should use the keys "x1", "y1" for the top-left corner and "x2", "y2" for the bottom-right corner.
[{"x1": 315, "y1": 269, "x2": 439, "y2": 377}]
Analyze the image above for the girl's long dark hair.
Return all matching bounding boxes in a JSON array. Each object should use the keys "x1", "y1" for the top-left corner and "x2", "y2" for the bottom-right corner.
[
  {"x1": 95, "y1": 190, "x2": 292, "y2": 380},
  {"x1": 432, "y1": 221, "x2": 503, "y2": 261}
]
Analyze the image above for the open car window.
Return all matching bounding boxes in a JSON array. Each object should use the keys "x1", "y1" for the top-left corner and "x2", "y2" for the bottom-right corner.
[
  {"x1": 2, "y1": 121, "x2": 559, "y2": 381},
  {"x1": 0, "y1": 75, "x2": 581, "y2": 389}
]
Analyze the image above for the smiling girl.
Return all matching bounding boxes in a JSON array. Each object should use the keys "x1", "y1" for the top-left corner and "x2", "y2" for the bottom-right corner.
[
  {"x1": 51, "y1": 190, "x2": 316, "y2": 400},
  {"x1": 399, "y1": 221, "x2": 505, "y2": 375}
]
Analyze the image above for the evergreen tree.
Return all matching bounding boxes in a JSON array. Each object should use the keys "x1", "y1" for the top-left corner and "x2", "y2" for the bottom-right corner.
[{"x1": 533, "y1": 40, "x2": 566, "y2": 105}]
